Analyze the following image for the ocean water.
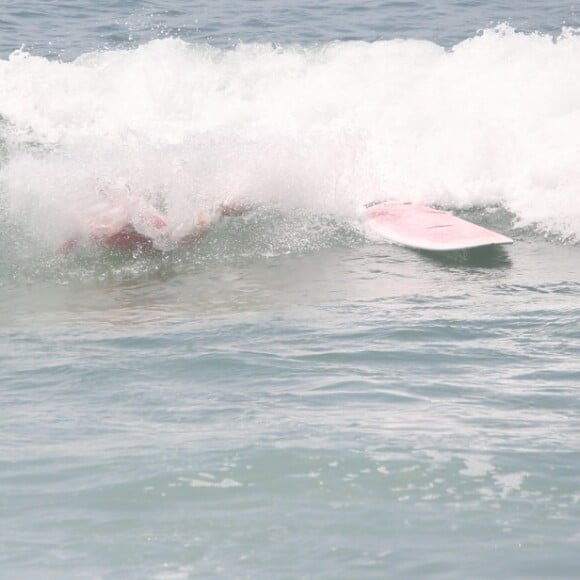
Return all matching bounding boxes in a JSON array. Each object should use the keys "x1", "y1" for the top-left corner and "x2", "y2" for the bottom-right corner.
[{"x1": 1, "y1": 1, "x2": 580, "y2": 578}]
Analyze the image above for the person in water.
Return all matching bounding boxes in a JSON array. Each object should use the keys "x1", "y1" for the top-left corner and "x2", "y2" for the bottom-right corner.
[{"x1": 58, "y1": 192, "x2": 248, "y2": 254}]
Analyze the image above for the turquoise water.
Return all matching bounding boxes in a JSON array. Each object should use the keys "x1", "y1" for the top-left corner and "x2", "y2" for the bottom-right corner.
[{"x1": 1, "y1": 1, "x2": 580, "y2": 578}]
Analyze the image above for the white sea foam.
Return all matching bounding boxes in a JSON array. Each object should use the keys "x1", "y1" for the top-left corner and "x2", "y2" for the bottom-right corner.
[
  {"x1": 1, "y1": 26, "x2": 579, "y2": 246},
  {"x1": 459, "y1": 455, "x2": 495, "y2": 478},
  {"x1": 178, "y1": 476, "x2": 243, "y2": 488}
]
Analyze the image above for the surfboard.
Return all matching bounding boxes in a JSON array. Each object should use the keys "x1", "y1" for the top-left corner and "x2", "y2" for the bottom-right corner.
[{"x1": 362, "y1": 202, "x2": 513, "y2": 251}]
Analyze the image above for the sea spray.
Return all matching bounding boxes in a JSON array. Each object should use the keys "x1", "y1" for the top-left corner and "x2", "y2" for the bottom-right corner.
[{"x1": 0, "y1": 26, "x2": 579, "y2": 248}]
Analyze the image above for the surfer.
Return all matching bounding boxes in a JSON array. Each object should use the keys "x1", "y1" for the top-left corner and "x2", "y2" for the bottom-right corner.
[{"x1": 57, "y1": 195, "x2": 249, "y2": 254}]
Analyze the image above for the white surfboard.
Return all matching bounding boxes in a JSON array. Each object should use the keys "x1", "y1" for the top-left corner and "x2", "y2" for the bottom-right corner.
[{"x1": 362, "y1": 202, "x2": 513, "y2": 251}]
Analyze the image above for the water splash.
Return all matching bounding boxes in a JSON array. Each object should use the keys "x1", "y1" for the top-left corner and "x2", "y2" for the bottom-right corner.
[{"x1": 1, "y1": 26, "x2": 579, "y2": 254}]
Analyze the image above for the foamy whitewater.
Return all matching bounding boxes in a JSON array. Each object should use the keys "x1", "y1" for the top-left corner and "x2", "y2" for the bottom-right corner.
[
  {"x1": 1, "y1": 3, "x2": 579, "y2": 579},
  {"x1": 1, "y1": 26, "x2": 580, "y2": 250}
]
